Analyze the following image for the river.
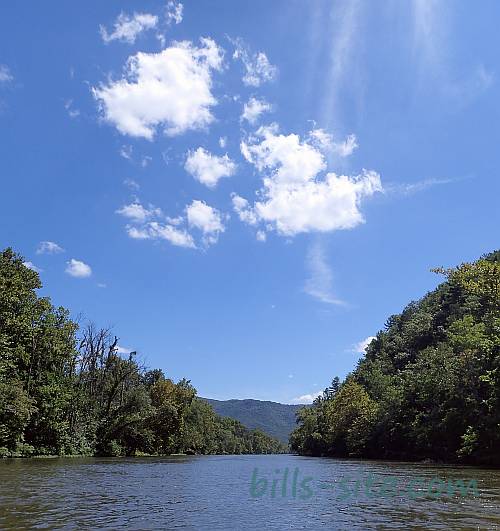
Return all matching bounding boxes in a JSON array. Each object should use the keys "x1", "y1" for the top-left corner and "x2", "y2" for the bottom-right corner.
[{"x1": 0, "y1": 454, "x2": 499, "y2": 529}]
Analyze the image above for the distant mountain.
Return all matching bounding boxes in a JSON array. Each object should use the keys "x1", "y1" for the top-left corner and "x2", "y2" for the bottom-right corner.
[{"x1": 200, "y1": 398, "x2": 302, "y2": 443}]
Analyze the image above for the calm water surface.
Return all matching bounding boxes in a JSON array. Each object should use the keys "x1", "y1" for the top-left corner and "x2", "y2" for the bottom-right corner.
[{"x1": 1, "y1": 454, "x2": 499, "y2": 529}]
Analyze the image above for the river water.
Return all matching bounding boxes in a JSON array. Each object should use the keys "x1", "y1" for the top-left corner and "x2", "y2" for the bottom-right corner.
[{"x1": 0, "y1": 454, "x2": 499, "y2": 529}]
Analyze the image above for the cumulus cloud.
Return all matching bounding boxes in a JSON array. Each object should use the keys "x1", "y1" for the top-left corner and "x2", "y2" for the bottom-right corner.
[
  {"x1": 232, "y1": 39, "x2": 277, "y2": 87},
  {"x1": 219, "y1": 136, "x2": 227, "y2": 148},
  {"x1": 241, "y1": 97, "x2": 272, "y2": 125},
  {"x1": 292, "y1": 391, "x2": 322, "y2": 404},
  {"x1": 186, "y1": 200, "x2": 225, "y2": 245},
  {"x1": 65, "y1": 259, "x2": 92, "y2": 278},
  {"x1": 237, "y1": 125, "x2": 382, "y2": 237},
  {"x1": 36, "y1": 241, "x2": 64, "y2": 255},
  {"x1": 127, "y1": 222, "x2": 195, "y2": 248},
  {"x1": 116, "y1": 201, "x2": 161, "y2": 223},
  {"x1": 0, "y1": 65, "x2": 13, "y2": 84},
  {"x1": 116, "y1": 200, "x2": 195, "y2": 248},
  {"x1": 100, "y1": 12, "x2": 158, "y2": 44},
  {"x1": 184, "y1": 147, "x2": 236, "y2": 188},
  {"x1": 93, "y1": 38, "x2": 224, "y2": 139},
  {"x1": 353, "y1": 336, "x2": 376, "y2": 354},
  {"x1": 119, "y1": 199, "x2": 225, "y2": 249},
  {"x1": 23, "y1": 261, "x2": 42, "y2": 273},
  {"x1": 231, "y1": 193, "x2": 258, "y2": 226},
  {"x1": 165, "y1": 1, "x2": 183, "y2": 25}
]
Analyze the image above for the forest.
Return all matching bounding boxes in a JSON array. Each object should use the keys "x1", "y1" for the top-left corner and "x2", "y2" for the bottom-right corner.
[
  {"x1": 0, "y1": 248, "x2": 285, "y2": 457},
  {"x1": 290, "y1": 251, "x2": 500, "y2": 465}
]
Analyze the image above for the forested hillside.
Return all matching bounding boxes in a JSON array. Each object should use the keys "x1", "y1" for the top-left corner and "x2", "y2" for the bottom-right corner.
[
  {"x1": 0, "y1": 248, "x2": 284, "y2": 457},
  {"x1": 201, "y1": 398, "x2": 301, "y2": 443},
  {"x1": 291, "y1": 251, "x2": 500, "y2": 465}
]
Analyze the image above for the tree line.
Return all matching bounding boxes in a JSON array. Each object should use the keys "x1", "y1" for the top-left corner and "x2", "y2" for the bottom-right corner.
[
  {"x1": 0, "y1": 248, "x2": 285, "y2": 457},
  {"x1": 291, "y1": 251, "x2": 500, "y2": 465}
]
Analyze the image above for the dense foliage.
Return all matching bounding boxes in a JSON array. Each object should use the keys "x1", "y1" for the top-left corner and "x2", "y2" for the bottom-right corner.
[
  {"x1": 291, "y1": 251, "x2": 500, "y2": 465},
  {"x1": 202, "y1": 398, "x2": 301, "y2": 443},
  {"x1": 0, "y1": 248, "x2": 284, "y2": 457}
]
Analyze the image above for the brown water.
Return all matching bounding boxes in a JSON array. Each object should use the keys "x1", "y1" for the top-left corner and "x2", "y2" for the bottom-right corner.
[{"x1": 0, "y1": 454, "x2": 499, "y2": 529}]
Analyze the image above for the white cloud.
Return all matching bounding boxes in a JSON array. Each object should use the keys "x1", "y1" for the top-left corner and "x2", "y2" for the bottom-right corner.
[
  {"x1": 97, "y1": 283, "x2": 107, "y2": 288},
  {"x1": 412, "y1": 2, "x2": 493, "y2": 106},
  {"x1": 120, "y1": 145, "x2": 133, "y2": 160},
  {"x1": 117, "y1": 200, "x2": 196, "y2": 248},
  {"x1": 304, "y1": 241, "x2": 344, "y2": 305},
  {"x1": 36, "y1": 241, "x2": 64, "y2": 255},
  {"x1": 309, "y1": 128, "x2": 358, "y2": 157},
  {"x1": 231, "y1": 194, "x2": 258, "y2": 226},
  {"x1": 23, "y1": 261, "x2": 42, "y2": 273},
  {"x1": 123, "y1": 178, "x2": 140, "y2": 191},
  {"x1": 334, "y1": 134, "x2": 358, "y2": 157},
  {"x1": 353, "y1": 336, "x2": 376, "y2": 354},
  {"x1": 100, "y1": 12, "x2": 158, "y2": 44},
  {"x1": 116, "y1": 201, "x2": 161, "y2": 223},
  {"x1": 65, "y1": 259, "x2": 92, "y2": 278},
  {"x1": 127, "y1": 222, "x2": 195, "y2": 248},
  {"x1": 241, "y1": 97, "x2": 272, "y2": 125},
  {"x1": 256, "y1": 230, "x2": 267, "y2": 242},
  {"x1": 386, "y1": 177, "x2": 455, "y2": 196},
  {"x1": 0, "y1": 64, "x2": 13, "y2": 84},
  {"x1": 166, "y1": 1, "x2": 183, "y2": 25},
  {"x1": 219, "y1": 136, "x2": 227, "y2": 148},
  {"x1": 232, "y1": 39, "x2": 277, "y2": 87},
  {"x1": 116, "y1": 345, "x2": 132, "y2": 355},
  {"x1": 64, "y1": 99, "x2": 80, "y2": 119},
  {"x1": 238, "y1": 125, "x2": 382, "y2": 236},
  {"x1": 186, "y1": 200, "x2": 225, "y2": 245},
  {"x1": 334, "y1": 133, "x2": 358, "y2": 157},
  {"x1": 93, "y1": 38, "x2": 224, "y2": 139},
  {"x1": 321, "y1": 1, "x2": 363, "y2": 129},
  {"x1": 292, "y1": 390, "x2": 322, "y2": 404},
  {"x1": 184, "y1": 147, "x2": 236, "y2": 188}
]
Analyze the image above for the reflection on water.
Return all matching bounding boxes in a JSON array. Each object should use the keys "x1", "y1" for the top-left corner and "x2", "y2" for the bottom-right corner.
[{"x1": 0, "y1": 454, "x2": 499, "y2": 529}]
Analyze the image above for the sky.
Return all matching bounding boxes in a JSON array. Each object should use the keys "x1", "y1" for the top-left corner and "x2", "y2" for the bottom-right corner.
[{"x1": 1, "y1": 0, "x2": 499, "y2": 404}]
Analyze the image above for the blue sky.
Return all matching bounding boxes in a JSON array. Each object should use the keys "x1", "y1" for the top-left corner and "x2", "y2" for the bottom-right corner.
[{"x1": 1, "y1": 1, "x2": 499, "y2": 403}]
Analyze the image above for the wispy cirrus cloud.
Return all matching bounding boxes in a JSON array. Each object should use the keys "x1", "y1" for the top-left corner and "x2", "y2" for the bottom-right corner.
[
  {"x1": 304, "y1": 240, "x2": 344, "y2": 305},
  {"x1": 384, "y1": 177, "x2": 460, "y2": 197},
  {"x1": 412, "y1": 0, "x2": 493, "y2": 105},
  {"x1": 0, "y1": 64, "x2": 13, "y2": 84}
]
